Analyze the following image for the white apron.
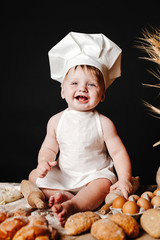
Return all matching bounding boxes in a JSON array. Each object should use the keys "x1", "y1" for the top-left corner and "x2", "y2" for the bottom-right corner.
[{"x1": 36, "y1": 109, "x2": 116, "y2": 193}]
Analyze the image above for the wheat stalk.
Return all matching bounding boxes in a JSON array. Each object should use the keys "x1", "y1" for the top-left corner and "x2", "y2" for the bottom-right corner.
[
  {"x1": 138, "y1": 26, "x2": 160, "y2": 146},
  {"x1": 139, "y1": 27, "x2": 160, "y2": 64}
]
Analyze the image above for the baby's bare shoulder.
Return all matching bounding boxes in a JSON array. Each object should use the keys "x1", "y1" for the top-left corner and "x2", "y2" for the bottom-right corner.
[
  {"x1": 47, "y1": 110, "x2": 65, "y2": 130},
  {"x1": 99, "y1": 113, "x2": 117, "y2": 138},
  {"x1": 99, "y1": 113, "x2": 115, "y2": 128}
]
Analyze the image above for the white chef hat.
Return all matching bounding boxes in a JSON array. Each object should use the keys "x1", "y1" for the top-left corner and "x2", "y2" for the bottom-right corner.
[{"x1": 48, "y1": 32, "x2": 122, "y2": 89}]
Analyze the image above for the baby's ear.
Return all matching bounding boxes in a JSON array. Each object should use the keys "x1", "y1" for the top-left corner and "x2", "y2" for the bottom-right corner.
[{"x1": 101, "y1": 93, "x2": 105, "y2": 102}]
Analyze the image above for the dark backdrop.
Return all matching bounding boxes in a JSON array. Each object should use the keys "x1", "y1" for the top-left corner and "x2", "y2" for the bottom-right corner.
[{"x1": 1, "y1": 3, "x2": 159, "y2": 185}]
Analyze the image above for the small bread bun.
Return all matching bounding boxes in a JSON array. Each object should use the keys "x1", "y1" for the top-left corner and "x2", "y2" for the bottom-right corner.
[
  {"x1": 35, "y1": 236, "x2": 50, "y2": 240},
  {"x1": 13, "y1": 224, "x2": 51, "y2": 240},
  {"x1": 0, "y1": 209, "x2": 12, "y2": 223},
  {"x1": 64, "y1": 211, "x2": 100, "y2": 235},
  {"x1": 14, "y1": 208, "x2": 31, "y2": 217},
  {"x1": 110, "y1": 213, "x2": 140, "y2": 238},
  {"x1": 140, "y1": 209, "x2": 160, "y2": 238},
  {"x1": 91, "y1": 218, "x2": 126, "y2": 240},
  {"x1": 29, "y1": 215, "x2": 48, "y2": 226},
  {"x1": 35, "y1": 237, "x2": 50, "y2": 240}
]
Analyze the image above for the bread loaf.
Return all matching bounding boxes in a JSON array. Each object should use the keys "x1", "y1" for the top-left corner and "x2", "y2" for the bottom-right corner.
[
  {"x1": 91, "y1": 218, "x2": 126, "y2": 240},
  {"x1": 109, "y1": 213, "x2": 139, "y2": 238},
  {"x1": 13, "y1": 224, "x2": 51, "y2": 240},
  {"x1": 14, "y1": 208, "x2": 32, "y2": 217},
  {"x1": 0, "y1": 210, "x2": 57, "y2": 240},
  {"x1": 65, "y1": 211, "x2": 101, "y2": 235},
  {"x1": 0, "y1": 209, "x2": 12, "y2": 223},
  {"x1": 0, "y1": 216, "x2": 29, "y2": 240},
  {"x1": 29, "y1": 215, "x2": 48, "y2": 226},
  {"x1": 35, "y1": 237, "x2": 50, "y2": 240},
  {"x1": 140, "y1": 209, "x2": 160, "y2": 238}
]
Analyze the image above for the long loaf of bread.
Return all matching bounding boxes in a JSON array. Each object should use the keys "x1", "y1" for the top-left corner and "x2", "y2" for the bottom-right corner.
[{"x1": 64, "y1": 211, "x2": 101, "y2": 235}]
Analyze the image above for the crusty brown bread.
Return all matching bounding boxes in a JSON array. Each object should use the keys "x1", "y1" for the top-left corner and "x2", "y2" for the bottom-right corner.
[
  {"x1": 91, "y1": 218, "x2": 126, "y2": 240},
  {"x1": 0, "y1": 216, "x2": 29, "y2": 240},
  {"x1": 0, "y1": 210, "x2": 57, "y2": 240},
  {"x1": 35, "y1": 237, "x2": 50, "y2": 240},
  {"x1": 14, "y1": 208, "x2": 32, "y2": 217},
  {"x1": 13, "y1": 215, "x2": 57, "y2": 240},
  {"x1": 13, "y1": 224, "x2": 51, "y2": 240},
  {"x1": 140, "y1": 209, "x2": 160, "y2": 238},
  {"x1": 65, "y1": 211, "x2": 101, "y2": 235},
  {"x1": 0, "y1": 209, "x2": 12, "y2": 223},
  {"x1": 109, "y1": 213, "x2": 140, "y2": 238},
  {"x1": 28, "y1": 215, "x2": 48, "y2": 226}
]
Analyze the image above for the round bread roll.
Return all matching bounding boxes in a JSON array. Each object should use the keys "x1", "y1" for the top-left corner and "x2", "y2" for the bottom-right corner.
[
  {"x1": 14, "y1": 208, "x2": 31, "y2": 217},
  {"x1": 0, "y1": 211, "x2": 7, "y2": 223},
  {"x1": 35, "y1": 237, "x2": 50, "y2": 240},
  {"x1": 64, "y1": 211, "x2": 100, "y2": 235},
  {"x1": 12, "y1": 224, "x2": 51, "y2": 240},
  {"x1": 0, "y1": 209, "x2": 11, "y2": 223},
  {"x1": 29, "y1": 215, "x2": 48, "y2": 226},
  {"x1": 0, "y1": 216, "x2": 29, "y2": 240},
  {"x1": 109, "y1": 213, "x2": 140, "y2": 238},
  {"x1": 91, "y1": 218, "x2": 126, "y2": 240},
  {"x1": 140, "y1": 209, "x2": 160, "y2": 238}
]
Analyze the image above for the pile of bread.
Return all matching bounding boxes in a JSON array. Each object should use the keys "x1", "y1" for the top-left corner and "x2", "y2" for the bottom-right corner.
[
  {"x1": 65, "y1": 211, "x2": 139, "y2": 240},
  {"x1": 0, "y1": 187, "x2": 160, "y2": 240},
  {"x1": 0, "y1": 208, "x2": 57, "y2": 240},
  {"x1": 64, "y1": 209, "x2": 160, "y2": 240},
  {"x1": 64, "y1": 188, "x2": 160, "y2": 240}
]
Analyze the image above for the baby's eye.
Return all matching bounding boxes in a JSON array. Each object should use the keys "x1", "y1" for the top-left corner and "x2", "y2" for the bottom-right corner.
[
  {"x1": 71, "y1": 82, "x2": 78, "y2": 85},
  {"x1": 88, "y1": 83, "x2": 96, "y2": 87}
]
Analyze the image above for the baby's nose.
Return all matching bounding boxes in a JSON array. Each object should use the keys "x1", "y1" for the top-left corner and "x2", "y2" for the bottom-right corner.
[{"x1": 78, "y1": 84, "x2": 88, "y2": 92}]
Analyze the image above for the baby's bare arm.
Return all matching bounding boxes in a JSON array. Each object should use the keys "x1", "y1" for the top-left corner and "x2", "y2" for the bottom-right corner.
[
  {"x1": 37, "y1": 111, "x2": 63, "y2": 177},
  {"x1": 100, "y1": 114, "x2": 132, "y2": 197}
]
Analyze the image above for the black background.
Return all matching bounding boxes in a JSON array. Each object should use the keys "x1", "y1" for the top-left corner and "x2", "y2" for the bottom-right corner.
[{"x1": 1, "y1": 3, "x2": 159, "y2": 185}]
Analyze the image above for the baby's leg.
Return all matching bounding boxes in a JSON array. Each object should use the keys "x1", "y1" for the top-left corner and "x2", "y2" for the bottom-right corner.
[
  {"x1": 52, "y1": 178, "x2": 111, "y2": 226},
  {"x1": 29, "y1": 169, "x2": 74, "y2": 205}
]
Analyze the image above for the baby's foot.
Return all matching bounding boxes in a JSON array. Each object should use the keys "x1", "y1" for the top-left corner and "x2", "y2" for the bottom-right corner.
[
  {"x1": 51, "y1": 200, "x2": 77, "y2": 226},
  {"x1": 49, "y1": 191, "x2": 74, "y2": 207}
]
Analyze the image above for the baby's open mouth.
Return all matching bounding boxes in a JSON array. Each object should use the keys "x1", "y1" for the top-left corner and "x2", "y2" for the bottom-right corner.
[{"x1": 75, "y1": 95, "x2": 88, "y2": 102}]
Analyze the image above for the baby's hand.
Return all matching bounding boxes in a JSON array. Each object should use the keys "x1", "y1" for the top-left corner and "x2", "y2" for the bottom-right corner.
[
  {"x1": 36, "y1": 160, "x2": 57, "y2": 178},
  {"x1": 110, "y1": 179, "x2": 133, "y2": 199}
]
